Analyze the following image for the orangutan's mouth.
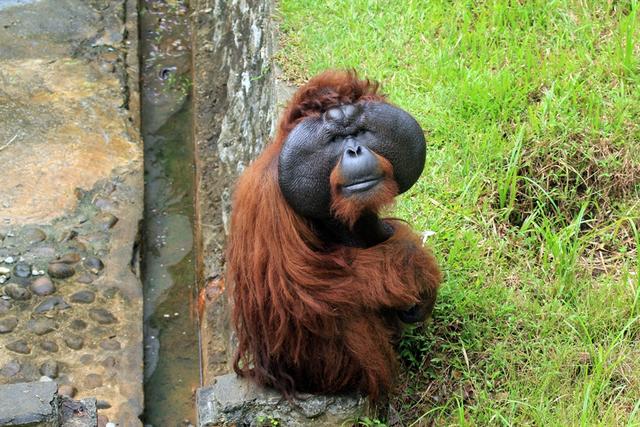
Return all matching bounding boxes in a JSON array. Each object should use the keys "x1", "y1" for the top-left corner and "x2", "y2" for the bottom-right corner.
[{"x1": 342, "y1": 176, "x2": 382, "y2": 194}]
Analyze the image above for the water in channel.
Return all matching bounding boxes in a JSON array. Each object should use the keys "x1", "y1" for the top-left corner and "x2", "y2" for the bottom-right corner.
[{"x1": 140, "y1": 1, "x2": 200, "y2": 425}]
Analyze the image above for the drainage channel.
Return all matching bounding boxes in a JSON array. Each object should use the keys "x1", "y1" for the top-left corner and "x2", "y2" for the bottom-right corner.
[{"x1": 139, "y1": 1, "x2": 200, "y2": 425}]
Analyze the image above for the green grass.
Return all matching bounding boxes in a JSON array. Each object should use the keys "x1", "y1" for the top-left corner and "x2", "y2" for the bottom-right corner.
[{"x1": 277, "y1": 0, "x2": 640, "y2": 425}]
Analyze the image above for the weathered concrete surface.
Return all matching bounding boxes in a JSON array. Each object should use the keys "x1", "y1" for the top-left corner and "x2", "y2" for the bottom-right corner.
[
  {"x1": 197, "y1": 374, "x2": 367, "y2": 427},
  {"x1": 0, "y1": 0, "x2": 140, "y2": 224},
  {"x1": 0, "y1": 382, "x2": 98, "y2": 427},
  {"x1": 191, "y1": 0, "x2": 277, "y2": 380},
  {"x1": 0, "y1": 381, "x2": 58, "y2": 426},
  {"x1": 0, "y1": 1, "x2": 143, "y2": 425}
]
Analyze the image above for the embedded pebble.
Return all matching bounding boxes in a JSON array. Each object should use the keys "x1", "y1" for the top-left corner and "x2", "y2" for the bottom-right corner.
[
  {"x1": 99, "y1": 339, "x2": 121, "y2": 351},
  {"x1": 3, "y1": 283, "x2": 31, "y2": 300},
  {"x1": 24, "y1": 228, "x2": 46, "y2": 244},
  {"x1": 34, "y1": 296, "x2": 70, "y2": 313},
  {"x1": 6, "y1": 339, "x2": 31, "y2": 354},
  {"x1": 80, "y1": 354, "x2": 94, "y2": 365},
  {"x1": 0, "y1": 299, "x2": 11, "y2": 315},
  {"x1": 70, "y1": 290, "x2": 95, "y2": 304},
  {"x1": 96, "y1": 400, "x2": 112, "y2": 409},
  {"x1": 0, "y1": 316, "x2": 18, "y2": 333},
  {"x1": 0, "y1": 360, "x2": 21, "y2": 377},
  {"x1": 40, "y1": 340, "x2": 59, "y2": 352},
  {"x1": 70, "y1": 319, "x2": 88, "y2": 330},
  {"x1": 1, "y1": 197, "x2": 135, "y2": 417},
  {"x1": 0, "y1": 275, "x2": 7, "y2": 284},
  {"x1": 84, "y1": 256, "x2": 104, "y2": 274},
  {"x1": 95, "y1": 212, "x2": 118, "y2": 230},
  {"x1": 64, "y1": 335, "x2": 84, "y2": 350},
  {"x1": 39, "y1": 360, "x2": 59, "y2": 378},
  {"x1": 39, "y1": 376, "x2": 53, "y2": 382},
  {"x1": 27, "y1": 318, "x2": 56, "y2": 335},
  {"x1": 13, "y1": 262, "x2": 31, "y2": 278},
  {"x1": 47, "y1": 262, "x2": 75, "y2": 279},
  {"x1": 30, "y1": 277, "x2": 55, "y2": 296},
  {"x1": 101, "y1": 356, "x2": 116, "y2": 368},
  {"x1": 58, "y1": 252, "x2": 81, "y2": 264},
  {"x1": 85, "y1": 373, "x2": 103, "y2": 389},
  {"x1": 89, "y1": 308, "x2": 117, "y2": 324},
  {"x1": 58, "y1": 384, "x2": 77, "y2": 398},
  {"x1": 76, "y1": 272, "x2": 95, "y2": 284},
  {"x1": 105, "y1": 422, "x2": 116, "y2": 427}
]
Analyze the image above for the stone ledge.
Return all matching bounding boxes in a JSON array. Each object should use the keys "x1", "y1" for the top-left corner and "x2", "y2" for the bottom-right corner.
[
  {"x1": 196, "y1": 373, "x2": 367, "y2": 427},
  {"x1": 0, "y1": 381, "x2": 97, "y2": 427},
  {"x1": 0, "y1": 381, "x2": 58, "y2": 426}
]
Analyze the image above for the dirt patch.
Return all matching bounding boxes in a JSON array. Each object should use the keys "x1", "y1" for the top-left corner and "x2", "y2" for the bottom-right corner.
[{"x1": 505, "y1": 134, "x2": 640, "y2": 228}]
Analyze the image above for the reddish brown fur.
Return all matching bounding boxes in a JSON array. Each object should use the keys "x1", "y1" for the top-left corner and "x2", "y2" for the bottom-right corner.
[{"x1": 227, "y1": 70, "x2": 441, "y2": 401}]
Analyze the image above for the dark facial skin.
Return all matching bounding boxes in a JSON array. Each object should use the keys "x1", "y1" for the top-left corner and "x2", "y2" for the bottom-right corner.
[
  {"x1": 278, "y1": 101, "x2": 426, "y2": 222},
  {"x1": 278, "y1": 101, "x2": 429, "y2": 323}
]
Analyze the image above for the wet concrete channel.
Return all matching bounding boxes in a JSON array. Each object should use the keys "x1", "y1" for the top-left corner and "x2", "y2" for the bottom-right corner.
[{"x1": 139, "y1": 0, "x2": 200, "y2": 425}]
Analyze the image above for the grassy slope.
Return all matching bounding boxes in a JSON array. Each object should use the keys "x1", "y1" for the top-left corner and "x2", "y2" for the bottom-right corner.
[{"x1": 277, "y1": 1, "x2": 640, "y2": 425}]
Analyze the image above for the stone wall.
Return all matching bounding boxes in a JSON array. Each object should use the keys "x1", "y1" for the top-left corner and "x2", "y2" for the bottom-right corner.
[
  {"x1": 197, "y1": 374, "x2": 367, "y2": 427},
  {"x1": 0, "y1": 381, "x2": 97, "y2": 427},
  {"x1": 191, "y1": 0, "x2": 277, "y2": 380}
]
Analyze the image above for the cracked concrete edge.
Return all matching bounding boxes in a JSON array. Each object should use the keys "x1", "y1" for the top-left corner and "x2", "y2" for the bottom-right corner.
[
  {"x1": 124, "y1": 0, "x2": 141, "y2": 131},
  {"x1": 0, "y1": 381, "x2": 59, "y2": 427},
  {"x1": 102, "y1": 169, "x2": 144, "y2": 424},
  {"x1": 98, "y1": 1, "x2": 144, "y2": 422}
]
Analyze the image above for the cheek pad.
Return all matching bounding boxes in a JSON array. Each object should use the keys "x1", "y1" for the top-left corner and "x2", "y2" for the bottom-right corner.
[
  {"x1": 277, "y1": 102, "x2": 426, "y2": 216},
  {"x1": 361, "y1": 104, "x2": 426, "y2": 193},
  {"x1": 278, "y1": 125, "x2": 336, "y2": 219}
]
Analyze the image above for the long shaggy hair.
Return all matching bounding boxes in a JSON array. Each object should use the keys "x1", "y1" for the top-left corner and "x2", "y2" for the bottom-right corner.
[{"x1": 226, "y1": 70, "x2": 441, "y2": 401}]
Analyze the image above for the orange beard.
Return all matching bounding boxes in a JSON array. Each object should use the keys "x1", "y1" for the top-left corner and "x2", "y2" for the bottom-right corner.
[{"x1": 329, "y1": 152, "x2": 398, "y2": 228}]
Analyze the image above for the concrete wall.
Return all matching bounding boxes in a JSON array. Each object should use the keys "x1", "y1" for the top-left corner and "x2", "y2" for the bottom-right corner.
[{"x1": 191, "y1": 0, "x2": 277, "y2": 380}]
